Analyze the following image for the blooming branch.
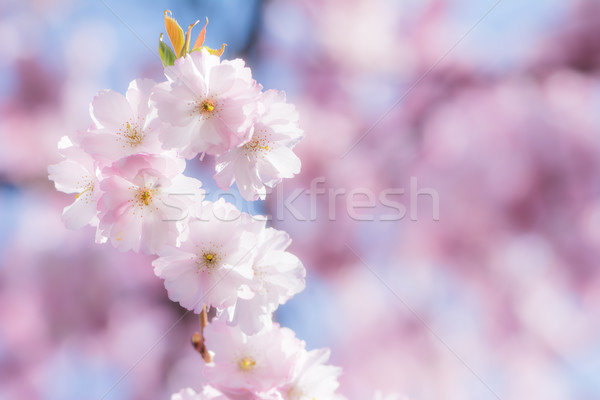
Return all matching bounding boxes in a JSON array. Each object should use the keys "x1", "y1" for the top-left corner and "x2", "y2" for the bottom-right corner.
[{"x1": 47, "y1": 9, "x2": 400, "y2": 400}]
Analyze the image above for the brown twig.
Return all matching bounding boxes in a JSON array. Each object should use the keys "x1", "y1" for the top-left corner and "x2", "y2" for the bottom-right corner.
[{"x1": 191, "y1": 304, "x2": 212, "y2": 363}]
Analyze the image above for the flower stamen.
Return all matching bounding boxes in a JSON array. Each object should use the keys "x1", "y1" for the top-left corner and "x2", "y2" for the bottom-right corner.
[
  {"x1": 76, "y1": 184, "x2": 93, "y2": 200},
  {"x1": 117, "y1": 120, "x2": 145, "y2": 148},
  {"x1": 196, "y1": 250, "x2": 221, "y2": 271},
  {"x1": 137, "y1": 188, "x2": 154, "y2": 206},
  {"x1": 238, "y1": 356, "x2": 256, "y2": 371},
  {"x1": 126, "y1": 122, "x2": 144, "y2": 145},
  {"x1": 197, "y1": 99, "x2": 216, "y2": 117},
  {"x1": 244, "y1": 136, "x2": 271, "y2": 155}
]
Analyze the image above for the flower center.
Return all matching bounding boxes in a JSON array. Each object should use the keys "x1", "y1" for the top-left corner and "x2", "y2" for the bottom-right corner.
[
  {"x1": 286, "y1": 387, "x2": 303, "y2": 400},
  {"x1": 202, "y1": 100, "x2": 214, "y2": 112},
  {"x1": 196, "y1": 250, "x2": 221, "y2": 270},
  {"x1": 287, "y1": 386, "x2": 312, "y2": 400},
  {"x1": 137, "y1": 188, "x2": 154, "y2": 206},
  {"x1": 118, "y1": 121, "x2": 144, "y2": 147},
  {"x1": 197, "y1": 99, "x2": 216, "y2": 117},
  {"x1": 238, "y1": 356, "x2": 256, "y2": 371},
  {"x1": 252, "y1": 265, "x2": 269, "y2": 281},
  {"x1": 244, "y1": 137, "x2": 270, "y2": 154}
]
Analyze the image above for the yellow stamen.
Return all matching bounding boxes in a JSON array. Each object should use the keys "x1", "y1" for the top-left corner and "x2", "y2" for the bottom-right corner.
[
  {"x1": 75, "y1": 185, "x2": 93, "y2": 199},
  {"x1": 196, "y1": 251, "x2": 221, "y2": 271},
  {"x1": 138, "y1": 188, "x2": 153, "y2": 206},
  {"x1": 238, "y1": 357, "x2": 256, "y2": 371},
  {"x1": 245, "y1": 139, "x2": 270, "y2": 152},
  {"x1": 201, "y1": 100, "x2": 214, "y2": 113},
  {"x1": 124, "y1": 122, "x2": 143, "y2": 146}
]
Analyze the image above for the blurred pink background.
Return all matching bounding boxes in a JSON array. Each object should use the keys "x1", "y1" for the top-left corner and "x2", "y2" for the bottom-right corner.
[{"x1": 1, "y1": 0, "x2": 600, "y2": 399}]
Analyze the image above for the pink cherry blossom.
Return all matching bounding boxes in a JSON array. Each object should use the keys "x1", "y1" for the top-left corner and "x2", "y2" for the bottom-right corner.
[
  {"x1": 171, "y1": 386, "x2": 228, "y2": 400},
  {"x1": 48, "y1": 136, "x2": 101, "y2": 230},
  {"x1": 153, "y1": 199, "x2": 264, "y2": 313},
  {"x1": 226, "y1": 227, "x2": 306, "y2": 335},
  {"x1": 203, "y1": 318, "x2": 303, "y2": 395},
  {"x1": 214, "y1": 89, "x2": 303, "y2": 200},
  {"x1": 97, "y1": 153, "x2": 203, "y2": 254},
  {"x1": 152, "y1": 49, "x2": 261, "y2": 158},
  {"x1": 81, "y1": 78, "x2": 164, "y2": 165},
  {"x1": 284, "y1": 348, "x2": 342, "y2": 400}
]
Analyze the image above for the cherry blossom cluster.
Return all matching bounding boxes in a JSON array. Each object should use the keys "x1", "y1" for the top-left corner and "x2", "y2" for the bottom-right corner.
[
  {"x1": 48, "y1": 11, "x2": 357, "y2": 400},
  {"x1": 172, "y1": 319, "x2": 344, "y2": 400}
]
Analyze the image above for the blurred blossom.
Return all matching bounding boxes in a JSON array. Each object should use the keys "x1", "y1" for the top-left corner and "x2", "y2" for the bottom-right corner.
[
  {"x1": 533, "y1": 0, "x2": 600, "y2": 74},
  {"x1": 65, "y1": 21, "x2": 118, "y2": 79}
]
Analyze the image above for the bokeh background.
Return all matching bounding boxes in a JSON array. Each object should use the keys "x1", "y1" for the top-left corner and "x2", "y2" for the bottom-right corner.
[{"x1": 2, "y1": 0, "x2": 600, "y2": 399}]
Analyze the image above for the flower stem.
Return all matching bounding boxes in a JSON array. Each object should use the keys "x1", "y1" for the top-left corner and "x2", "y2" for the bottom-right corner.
[{"x1": 191, "y1": 304, "x2": 212, "y2": 363}]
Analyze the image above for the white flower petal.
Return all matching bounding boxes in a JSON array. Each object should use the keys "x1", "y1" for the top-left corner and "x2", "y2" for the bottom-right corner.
[{"x1": 90, "y1": 90, "x2": 133, "y2": 131}]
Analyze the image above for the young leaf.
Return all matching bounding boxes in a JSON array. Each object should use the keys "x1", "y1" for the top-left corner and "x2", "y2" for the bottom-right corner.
[
  {"x1": 164, "y1": 10, "x2": 184, "y2": 57},
  {"x1": 206, "y1": 43, "x2": 226, "y2": 57},
  {"x1": 159, "y1": 34, "x2": 176, "y2": 67},
  {"x1": 192, "y1": 18, "x2": 209, "y2": 51},
  {"x1": 183, "y1": 20, "x2": 199, "y2": 56},
  {"x1": 192, "y1": 44, "x2": 227, "y2": 57}
]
